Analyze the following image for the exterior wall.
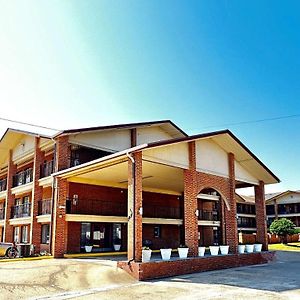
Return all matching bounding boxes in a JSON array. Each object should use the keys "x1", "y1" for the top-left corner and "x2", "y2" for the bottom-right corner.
[
  {"x1": 142, "y1": 143, "x2": 189, "y2": 169},
  {"x1": 136, "y1": 127, "x2": 174, "y2": 144},
  {"x1": 12, "y1": 135, "x2": 35, "y2": 162},
  {"x1": 142, "y1": 224, "x2": 181, "y2": 249},
  {"x1": 196, "y1": 139, "x2": 229, "y2": 178},
  {"x1": 118, "y1": 251, "x2": 276, "y2": 281},
  {"x1": 66, "y1": 222, "x2": 81, "y2": 253}
]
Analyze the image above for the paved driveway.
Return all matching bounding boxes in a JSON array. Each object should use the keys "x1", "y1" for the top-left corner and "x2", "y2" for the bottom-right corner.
[{"x1": 0, "y1": 251, "x2": 299, "y2": 299}]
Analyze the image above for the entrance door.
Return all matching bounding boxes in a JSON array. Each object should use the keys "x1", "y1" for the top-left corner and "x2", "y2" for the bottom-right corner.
[{"x1": 92, "y1": 223, "x2": 112, "y2": 250}]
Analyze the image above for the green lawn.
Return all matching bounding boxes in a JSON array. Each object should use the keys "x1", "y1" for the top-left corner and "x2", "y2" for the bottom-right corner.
[{"x1": 269, "y1": 242, "x2": 300, "y2": 251}]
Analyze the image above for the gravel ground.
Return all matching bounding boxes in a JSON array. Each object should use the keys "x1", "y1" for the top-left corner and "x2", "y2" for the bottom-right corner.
[{"x1": 0, "y1": 251, "x2": 299, "y2": 300}]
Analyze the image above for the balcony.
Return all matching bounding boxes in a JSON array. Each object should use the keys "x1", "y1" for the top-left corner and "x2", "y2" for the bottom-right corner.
[
  {"x1": 198, "y1": 209, "x2": 219, "y2": 221},
  {"x1": 237, "y1": 203, "x2": 256, "y2": 215},
  {"x1": 38, "y1": 199, "x2": 51, "y2": 215},
  {"x1": 143, "y1": 205, "x2": 182, "y2": 219},
  {"x1": 0, "y1": 178, "x2": 7, "y2": 192},
  {"x1": 40, "y1": 160, "x2": 54, "y2": 178},
  {"x1": 13, "y1": 169, "x2": 33, "y2": 187},
  {"x1": 66, "y1": 198, "x2": 127, "y2": 216},
  {"x1": 237, "y1": 217, "x2": 256, "y2": 228},
  {"x1": 11, "y1": 203, "x2": 31, "y2": 218},
  {"x1": 0, "y1": 208, "x2": 5, "y2": 220}
]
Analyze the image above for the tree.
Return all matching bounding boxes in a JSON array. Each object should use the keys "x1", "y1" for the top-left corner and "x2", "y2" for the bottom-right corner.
[{"x1": 270, "y1": 218, "x2": 296, "y2": 244}]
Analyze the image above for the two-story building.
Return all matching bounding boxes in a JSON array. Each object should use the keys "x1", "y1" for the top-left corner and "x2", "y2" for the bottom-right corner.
[{"x1": 0, "y1": 120, "x2": 279, "y2": 261}]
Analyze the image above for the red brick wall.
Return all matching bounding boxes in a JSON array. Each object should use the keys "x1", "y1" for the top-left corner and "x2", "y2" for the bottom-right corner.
[
  {"x1": 4, "y1": 151, "x2": 16, "y2": 242},
  {"x1": 143, "y1": 224, "x2": 181, "y2": 249},
  {"x1": 31, "y1": 137, "x2": 45, "y2": 252},
  {"x1": 118, "y1": 251, "x2": 276, "y2": 281},
  {"x1": 66, "y1": 222, "x2": 81, "y2": 253},
  {"x1": 42, "y1": 187, "x2": 52, "y2": 199}
]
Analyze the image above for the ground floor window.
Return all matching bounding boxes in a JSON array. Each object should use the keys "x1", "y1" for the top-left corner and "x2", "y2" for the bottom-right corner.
[
  {"x1": 21, "y1": 225, "x2": 29, "y2": 243},
  {"x1": 13, "y1": 226, "x2": 20, "y2": 243},
  {"x1": 41, "y1": 224, "x2": 50, "y2": 244}
]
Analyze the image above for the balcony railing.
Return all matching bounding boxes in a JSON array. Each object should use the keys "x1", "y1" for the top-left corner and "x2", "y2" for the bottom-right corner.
[
  {"x1": 11, "y1": 203, "x2": 31, "y2": 218},
  {"x1": 198, "y1": 209, "x2": 219, "y2": 221},
  {"x1": 237, "y1": 217, "x2": 256, "y2": 228},
  {"x1": 236, "y1": 203, "x2": 256, "y2": 215},
  {"x1": 13, "y1": 169, "x2": 33, "y2": 187},
  {"x1": 143, "y1": 205, "x2": 182, "y2": 219},
  {"x1": 66, "y1": 198, "x2": 127, "y2": 216},
  {"x1": 38, "y1": 199, "x2": 52, "y2": 215},
  {"x1": 0, "y1": 208, "x2": 5, "y2": 220},
  {"x1": 0, "y1": 178, "x2": 6, "y2": 192},
  {"x1": 40, "y1": 160, "x2": 54, "y2": 178}
]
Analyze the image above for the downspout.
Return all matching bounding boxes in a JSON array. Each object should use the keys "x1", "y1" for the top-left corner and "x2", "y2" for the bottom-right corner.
[
  {"x1": 49, "y1": 141, "x2": 57, "y2": 255},
  {"x1": 126, "y1": 152, "x2": 135, "y2": 264}
]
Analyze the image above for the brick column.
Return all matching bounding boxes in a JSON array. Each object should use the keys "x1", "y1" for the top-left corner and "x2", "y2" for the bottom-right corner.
[
  {"x1": 224, "y1": 153, "x2": 238, "y2": 253},
  {"x1": 56, "y1": 136, "x2": 70, "y2": 171},
  {"x1": 52, "y1": 178, "x2": 69, "y2": 257},
  {"x1": 255, "y1": 181, "x2": 268, "y2": 250},
  {"x1": 4, "y1": 150, "x2": 16, "y2": 242},
  {"x1": 30, "y1": 137, "x2": 45, "y2": 253},
  {"x1": 183, "y1": 141, "x2": 198, "y2": 256},
  {"x1": 127, "y1": 151, "x2": 143, "y2": 262},
  {"x1": 52, "y1": 136, "x2": 70, "y2": 257}
]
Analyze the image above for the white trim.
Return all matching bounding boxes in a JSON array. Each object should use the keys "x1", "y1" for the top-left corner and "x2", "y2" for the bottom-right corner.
[
  {"x1": 197, "y1": 193, "x2": 220, "y2": 201},
  {"x1": 142, "y1": 218, "x2": 183, "y2": 225},
  {"x1": 11, "y1": 182, "x2": 33, "y2": 195},
  {"x1": 9, "y1": 217, "x2": 31, "y2": 225},
  {"x1": 237, "y1": 213, "x2": 256, "y2": 218},
  {"x1": 142, "y1": 155, "x2": 188, "y2": 170},
  {"x1": 0, "y1": 190, "x2": 6, "y2": 200},
  {"x1": 198, "y1": 220, "x2": 221, "y2": 226},
  {"x1": 196, "y1": 168, "x2": 229, "y2": 179},
  {"x1": 38, "y1": 176, "x2": 53, "y2": 187},
  {"x1": 238, "y1": 227, "x2": 257, "y2": 232},
  {"x1": 65, "y1": 214, "x2": 128, "y2": 223},
  {"x1": 36, "y1": 214, "x2": 51, "y2": 223}
]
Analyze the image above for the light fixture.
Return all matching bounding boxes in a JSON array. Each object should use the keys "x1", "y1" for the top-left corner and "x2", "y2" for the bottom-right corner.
[
  {"x1": 195, "y1": 209, "x2": 199, "y2": 217},
  {"x1": 139, "y1": 207, "x2": 143, "y2": 216}
]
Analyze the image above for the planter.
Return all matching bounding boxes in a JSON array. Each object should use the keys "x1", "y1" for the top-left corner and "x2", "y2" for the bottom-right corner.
[
  {"x1": 245, "y1": 244, "x2": 254, "y2": 253},
  {"x1": 142, "y1": 249, "x2": 152, "y2": 262},
  {"x1": 198, "y1": 246, "x2": 206, "y2": 257},
  {"x1": 160, "y1": 248, "x2": 172, "y2": 260},
  {"x1": 85, "y1": 245, "x2": 93, "y2": 253},
  {"x1": 254, "y1": 244, "x2": 262, "y2": 252},
  {"x1": 209, "y1": 246, "x2": 219, "y2": 256},
  {"x1": 113, "y1": 244, "x2": 121, "y2": 251},
  {"x1": 220, "y1": 245, "x2": 229, "y2": 255},
  {"x1": 178, "y1": 247, "x2": 189, "y2": 259},
  {"x1": 238, "y1": 245, "x2": 245, "y2": 254}
]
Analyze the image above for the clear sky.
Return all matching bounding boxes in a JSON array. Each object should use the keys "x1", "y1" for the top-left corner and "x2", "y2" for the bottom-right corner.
[{"x1": 0, "y1": 0, "x2": 300, "y2": 194}]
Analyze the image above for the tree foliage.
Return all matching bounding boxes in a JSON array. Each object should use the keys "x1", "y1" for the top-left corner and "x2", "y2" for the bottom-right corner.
[{"x1": 270, "y1": 218, "x2": 296, "y2": 238}]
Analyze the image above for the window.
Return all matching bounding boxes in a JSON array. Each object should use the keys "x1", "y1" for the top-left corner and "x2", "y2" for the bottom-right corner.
[
  {"x1": 41, "y1": 224, "x2": 50, "y2": 244},
  {"x1": 154, "y1": 226, "x2": 161, "y2": 238},
  {"x1": 21, "y1": 225, "x2": 29, "y2": 243},
  {"x1": 14, "y1": 227, "x2": 20, "y2": 243}
]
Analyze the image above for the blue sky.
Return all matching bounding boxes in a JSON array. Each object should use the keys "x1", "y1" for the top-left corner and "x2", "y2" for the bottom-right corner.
[{"x1": 0, "y1": 0, "x2": 300, "y2": 193}]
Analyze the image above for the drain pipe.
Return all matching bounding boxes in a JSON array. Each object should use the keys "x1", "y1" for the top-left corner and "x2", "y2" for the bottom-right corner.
[{"x1": 126, "y1": 152, "x2": 135, "y2": 264}]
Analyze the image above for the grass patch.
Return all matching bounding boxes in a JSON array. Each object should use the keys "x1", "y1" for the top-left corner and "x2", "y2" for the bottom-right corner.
[{"x1": 269, "y1": 242, "x2": 300, "y2": 251}]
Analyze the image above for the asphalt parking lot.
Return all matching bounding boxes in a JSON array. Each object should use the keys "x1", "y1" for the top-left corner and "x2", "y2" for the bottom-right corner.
[{"x1": 0, "y1": 251, "x2": 299, "y2": 299}]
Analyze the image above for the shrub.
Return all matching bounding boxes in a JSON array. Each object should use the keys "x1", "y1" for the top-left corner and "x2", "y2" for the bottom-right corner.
[{"x1": 270, "y1": 218, "x2": 296, "y2": 243}]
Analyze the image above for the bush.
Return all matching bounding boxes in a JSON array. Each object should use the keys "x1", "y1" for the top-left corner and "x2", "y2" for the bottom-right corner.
[{"x1": 270, "y1": 218, "x2": 296, "y2": 243}]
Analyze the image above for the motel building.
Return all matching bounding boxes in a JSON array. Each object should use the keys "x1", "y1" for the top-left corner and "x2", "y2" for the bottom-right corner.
[{"x1": 0, "y1": 120, "x2": 279, "y2": 279}]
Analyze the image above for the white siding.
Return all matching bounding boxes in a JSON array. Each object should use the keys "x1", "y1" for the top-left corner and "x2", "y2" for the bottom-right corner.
[
  {"x1": 137, "y1": 127, "x2": 173, "y2": 144},
  {"x1": 69, "y1": 130, "x2": 131, "y2": 152},
  {"x1": 12, "y1": 135, "x2": 35, "y2": 161},
  {"x1": 277, "y1": 193, "x2": 300, "y2": 205},
  {"x1": 196, "y1": 139, "x2": 229, "y2": 178},
  {"x1": 143, "y1": 143, "x2": 189, "y2": 169}
]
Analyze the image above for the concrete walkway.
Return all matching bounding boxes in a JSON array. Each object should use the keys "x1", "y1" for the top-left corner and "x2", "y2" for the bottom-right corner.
[{"x1": 0, "y1": 251, "x2": 299, "y2": 299}]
